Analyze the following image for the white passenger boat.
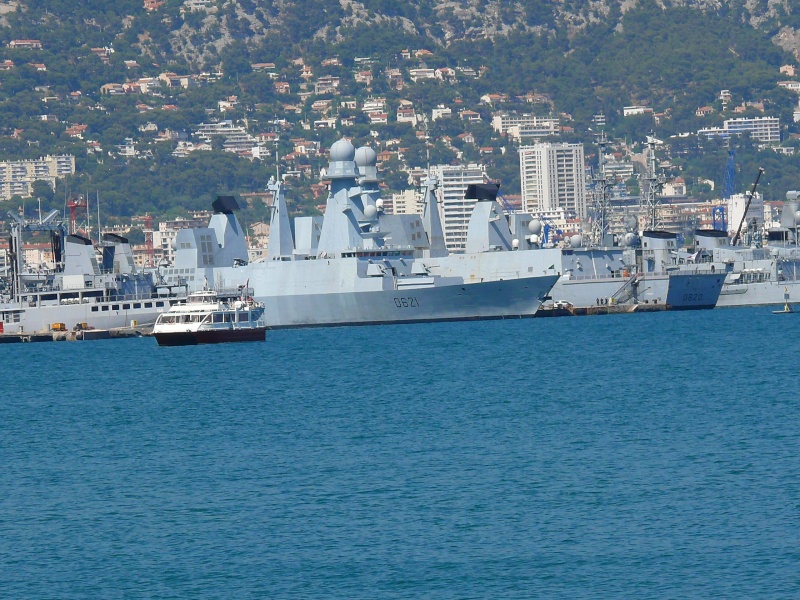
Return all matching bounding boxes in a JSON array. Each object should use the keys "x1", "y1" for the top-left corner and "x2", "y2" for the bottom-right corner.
[{"x1": 153, "y1": 289, "x2": 266, "y2": 346}]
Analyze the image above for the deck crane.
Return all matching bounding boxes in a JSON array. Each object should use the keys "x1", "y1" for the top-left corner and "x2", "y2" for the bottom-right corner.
[{"x1": 731, "y1": 167, "x2": 764, "y2": 246}]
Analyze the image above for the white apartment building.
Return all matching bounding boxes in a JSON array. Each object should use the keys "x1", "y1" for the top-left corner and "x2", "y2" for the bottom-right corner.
[
  {"x1": 0, "y1": 155, "x2": 75, "y2": 201},
  {"x1": 389, "y1": 189, "x2": 422, "y2": 215},
  {"x1": 698, "y1": 116, "x2": 781, "y2": 143},
  {"x1": 429, "y1": 164, "x2": 487, "y2": 252},
  {"x1": 519, "y1": 143, "x2": 587, "y2": 219},
  {"x1": 491, "y1": 113, "x2": 559, "y2": 140}
]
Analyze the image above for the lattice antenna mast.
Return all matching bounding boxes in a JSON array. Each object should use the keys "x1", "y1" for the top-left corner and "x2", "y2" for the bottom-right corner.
[
  {"x1": 590, "y1": 130, "x2": 614, "y2": 246},
  {"x1": 722, "y1": 148, "x2": 735, "y2": 200},
  {"x1": 640, "y1": 134, "x2": 666, "y2": 231}
]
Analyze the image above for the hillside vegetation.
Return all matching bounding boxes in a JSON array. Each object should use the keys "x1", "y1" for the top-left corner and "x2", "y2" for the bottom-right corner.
[{"x1": 1, "y1": 0, "x2": 800, "y2": 226}]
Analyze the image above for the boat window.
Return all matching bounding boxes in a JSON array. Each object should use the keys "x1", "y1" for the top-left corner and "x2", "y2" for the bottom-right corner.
[
  {"x1": 91, "y1": 306, "x2": 98, "y2": 312},
  {"x1": 202, "y1": 314, "x2": 212, "y2": 323},
  {"x1": 156, "y1": 302, "x2": 164, "y2": 307},
  {"x1": 112, "y1": 305, "x2": 120, "y2": 310},
  {"x1": 238, "y1": 312, "x2": 248, "y2": 321},
  {"x1": 101, "y1": 306, "x2": 109, "y2": 311},
  {"x1": 213, "y1": 313, "x2": 224, "y2": 323},
  {"x1": 144, "y1": 302, "x2": 152, "y2": 308},
  {"x1": 123, "y1": 303, "x2": 131, "y2": 310},
  {"x1": 224, "y1": 313, "x2": 233, "y2": 323}
]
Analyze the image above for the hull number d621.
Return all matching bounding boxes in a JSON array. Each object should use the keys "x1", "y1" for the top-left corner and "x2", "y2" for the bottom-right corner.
[{"x1": 394, "y1": 297, "x2": 419, "y2": 308}]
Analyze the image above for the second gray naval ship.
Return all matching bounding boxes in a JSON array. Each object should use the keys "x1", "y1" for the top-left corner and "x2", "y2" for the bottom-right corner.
[{"x1": 164, "y1": 139, "x2": 562, "y2": 328}]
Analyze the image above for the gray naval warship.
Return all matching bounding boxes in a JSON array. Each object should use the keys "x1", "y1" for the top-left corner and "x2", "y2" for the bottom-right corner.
[
  {"x1": 528, "y1": 134, "x2": 724, "y2": 312},
  {"x1": 1, "y1": 211, "x2": 184, "y2": 335},
  {"x1": 164, "y1": 139, "x2": 562, "y2": 328},
  {"x1": 457, "y1": 136, "x2": 724, "y2": 312},
  {"x1": 691, "y1": 190, "x2": 800, "y2": 308}
]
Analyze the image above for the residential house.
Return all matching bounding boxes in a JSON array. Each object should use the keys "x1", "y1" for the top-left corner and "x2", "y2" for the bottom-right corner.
[
  {"x1": 431, "y1": 105, "x2": 452, "y2": 121},
  {"x1": 778, "y1": 81, "x2": 800, "y2": 93},
  {"x1": 100, "y1": 83, "x2": 125, "y2": 95},
  {"x1": 66, "y1": 125, "x2": 89, "y2": 140},
  {"x1": 8, "y1": 40, "x2": 42, "y2": 49},
  {"x1": 368, "y1": 112, "x2": 388, "y2": 125},
  {"x1": 480, "y1": 93, "x2": 507, "y2": 105},
  {"x1": 362, "y1": 97, "x2": 386, "y2": 112},
  {"x1": 158, "y1": 72, "x2": 192, "y2": 88},
  {"x1": 408, "y1": 68, "x2": 435, "y2": 82},
  {"x1": 435, "y1": 67, "x2": 457, "y2": 83},
  {"x1": 457, "y1": 132, "x2": 475, "y2": 145},
  {"x1": 354, "y1": 71, "x2": 373, "y2": 86},
  {"x1": 218, "y1": 96, "x2": 239, "y2": 112},
  {"x1": 311, "y1": 99, "x2": 332, "y2": 113},
  {"x1": 314, "y1": 76, "x2": 339, "y2": 94},
  {"x1": 274, "y1": 81, "x2": 291, "y2": 94},
  {"x1": 396, "y1": 108, "x2": 417, "y2": 126},
  {"x1": 623, "y1": 106, "x2": 653, "y2": 117},
  {"x1": 695, "y1": 106, "x2": 714, "y2": 117},
  {"x1": 384, "y1": 68, "x2": 404, "y2": 90},
  {"x1": 459, "y1": 110, "x2": 482, "y2": 122}
]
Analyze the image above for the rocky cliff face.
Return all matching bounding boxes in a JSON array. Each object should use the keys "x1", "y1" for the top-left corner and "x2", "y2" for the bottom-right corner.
[{"x1": 159, "y1": 0, "x2": 800, "y2": 62}]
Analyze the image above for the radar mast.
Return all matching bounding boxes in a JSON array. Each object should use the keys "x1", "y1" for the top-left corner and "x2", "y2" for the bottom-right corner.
[{"x1": 640, "y1": 134, "x2": 666, "y2": 231}]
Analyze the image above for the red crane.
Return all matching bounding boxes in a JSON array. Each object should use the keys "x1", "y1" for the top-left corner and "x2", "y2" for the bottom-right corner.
[{"x1": 67, "y1": 197, "x2": 89, "y2": 235}]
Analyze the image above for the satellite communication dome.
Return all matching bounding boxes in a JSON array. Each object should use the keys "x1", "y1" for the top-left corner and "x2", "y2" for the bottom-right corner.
[
  {"x1": 375, "y1": 198, "x2": 384, "y2": 210},
  {"x1": 330, "y1": 138, "x2": 355, "y2": 162},
  {"x1": 354, "y1": 146, "x2": 377, "y2": 167},
  {"x1": 528, "y1": 219, "x2": 542, "y2": 235},
  {"x1": 626, "y1": 216, "x2": 638, "y2": 230},
  {"x1": 624, "y1": 232, "x2": 637, "y2": 246},
  {"x1": 363, "y1": 204, "x2": 377, "y2": 220},
  {"x1": 529, "y1": 234, "x2": 539, "y2": 244},
  {"x1": 570, "y1": 234, "x2": 583, "y2": 248},
  {"x1": 795, "y1": 210, "x2": 800, "y2": 225},
  {"x1": 512, "y1": 238, "x2": 519, "y2": 249}
]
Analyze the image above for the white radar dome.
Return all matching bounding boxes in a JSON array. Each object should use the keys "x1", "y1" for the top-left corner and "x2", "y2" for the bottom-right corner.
[
  {"x1": 624, "y1": 232, "x2": 637, "y2": 246},
  {"x1": 375, "y1": 198, "x2": 384, "y2": 210},
  {"x1": 528, "y1": 219, "x2": 543, "y2": 235},
  {"x1": 570, "y1": 234, "x2": 583, "y2": 248},
  {"x1": 329, "y1": 138, "x2": 355, "y2": 162},
  {"x1": 512, "y1": 238, "x2": 519, "y2": 249},
  {"x1": 795, "y1": 210, "x2": 800, "y2": 225},
  {"x1": 529, "y1": 234, "x2": 540, "y2": 244},
  {"x1": 363, "y1": 204, "x2": 378, "y2": 220},
  {"x1": 354, "y1": 146, "x2": 377, "y2": 167}
]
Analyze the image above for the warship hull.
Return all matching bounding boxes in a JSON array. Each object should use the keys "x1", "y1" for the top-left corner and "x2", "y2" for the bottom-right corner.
[
  {"x1": 202, "y1": 251, "x2": 562, "y2": 329},
  {"x1": 549, "y1": 271, "x2": 723, "y2": 309},
  {"x1": 716, "y1": 279, "x2": 800, "y2": 308}
]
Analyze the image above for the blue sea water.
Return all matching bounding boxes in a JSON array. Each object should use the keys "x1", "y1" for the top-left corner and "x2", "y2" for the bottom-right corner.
[{"x1": 1, "y1": 307, "x2": 799, "y2": 598}]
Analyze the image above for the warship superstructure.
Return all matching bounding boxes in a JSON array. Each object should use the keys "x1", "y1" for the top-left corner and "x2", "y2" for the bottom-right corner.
[
  {"x1": 167, "y1": 139, "x2": 562, "y2": 328},
  {"x1": 1, "y1": 211, "x2": 184, "y2": 334}
]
